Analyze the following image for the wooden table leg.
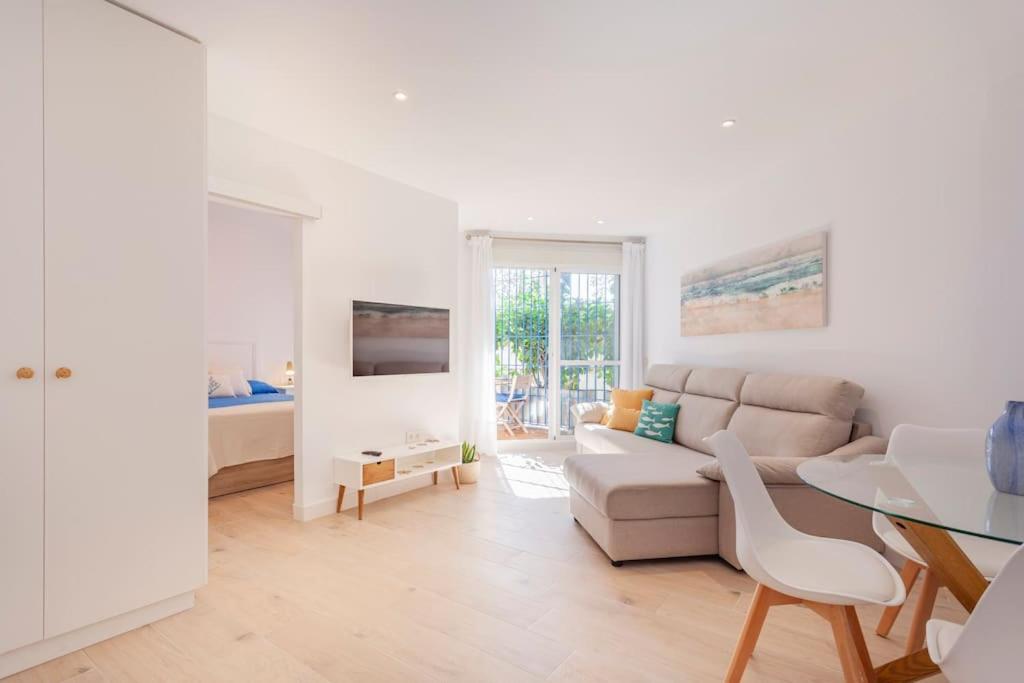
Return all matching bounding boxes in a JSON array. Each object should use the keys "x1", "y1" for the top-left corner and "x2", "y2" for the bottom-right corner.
[
  {"x1": 357, "y1": 489, "x2": 365, "y2": 520},
  {"x1": 888, "y1": 517, "x2": 988, "y2": 612},
  {"x1": 432, "y1": 471, "x2": 438, "y2": 485},
  {"x1": 452, "y1": 465, "x2": 461, "y2": 490},
  {"x1": 335, "y1": 485, "x2": 345, "y2": 513},
  {"x1": 874, "y1": 648, "x2": 939, "y2": 683},
  {"x1": 873, "y1": 515, "x2": 990, "y2": 682}
]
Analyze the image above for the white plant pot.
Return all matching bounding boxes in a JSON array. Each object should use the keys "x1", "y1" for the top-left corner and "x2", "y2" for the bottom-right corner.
[{"x1": 458, "y1": 460, "x2": 481, "y2": 484}]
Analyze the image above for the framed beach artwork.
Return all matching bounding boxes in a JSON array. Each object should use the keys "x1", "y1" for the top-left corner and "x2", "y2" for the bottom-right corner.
[{"x1": 680, "y1": 231, "x2": 828, "y2": 336}]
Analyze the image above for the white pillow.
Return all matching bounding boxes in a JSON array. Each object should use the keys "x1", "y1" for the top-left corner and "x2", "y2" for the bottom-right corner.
[
  {"x1": 228, "y1": 370, "x2": 252, "y2": 397},
  {"x1": 208, "y1": 374, "x2": 236, "y2": 398},
  {"x1": 572, "y1": 401, "x2": 609, "y2": 424}
]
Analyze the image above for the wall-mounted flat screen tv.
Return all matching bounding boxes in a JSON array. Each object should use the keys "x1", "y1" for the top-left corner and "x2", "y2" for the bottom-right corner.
[{"x1": 352, "y1": 300, "x2": 450, "y2": 376}]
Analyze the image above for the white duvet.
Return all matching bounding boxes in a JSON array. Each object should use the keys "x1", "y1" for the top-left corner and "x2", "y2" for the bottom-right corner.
[{"x1": 208, "y1": 401, "x2": 294, "y2": 476}]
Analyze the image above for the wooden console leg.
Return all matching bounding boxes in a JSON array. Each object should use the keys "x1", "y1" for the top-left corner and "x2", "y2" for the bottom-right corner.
[
  {"x1": 452, "y1": 465, "x2": 461, "y2": 490},
  {"x1": 335, "y1": 485, "x2": 346, "y2": 513},
  {"x1": 433, "y1": 471, "x2": 438, "y2": 485},
  {"x1": 357, "y1": 489, "x2": 365, "y2": 520}
]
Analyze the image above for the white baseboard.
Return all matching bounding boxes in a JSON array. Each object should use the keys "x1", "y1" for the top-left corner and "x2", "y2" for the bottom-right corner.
[
  {"x1": 292, "y1": 470, "x2": 447, "y2": 522},
  {"x1": 292, "y1": 496, "x2": 336, "y2": 521},
  {"x1": 0, "y1": 592, "x2": 195, "y2": 679}
]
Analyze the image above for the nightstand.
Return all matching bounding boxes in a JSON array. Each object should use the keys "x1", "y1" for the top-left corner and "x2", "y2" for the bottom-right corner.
[{"x1": 275, "y1": 384, "x2": 295, "y2": 395}]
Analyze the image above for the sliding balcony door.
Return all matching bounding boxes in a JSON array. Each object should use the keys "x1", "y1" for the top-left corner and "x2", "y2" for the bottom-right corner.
[
  {"x1": 494, "y1": 268, "x2": 552, "y2": 440},
  {"x1": 494, "y1": 266, "x2": 620, "y2": 442},
  {"x1": 557, "y1": 271, "x2": 620, "y2": 436}
]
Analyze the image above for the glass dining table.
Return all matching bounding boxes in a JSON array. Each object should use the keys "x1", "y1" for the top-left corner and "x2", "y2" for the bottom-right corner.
[{"x1": 798, "y1": 451, "x2": 1024, "y2": 681}]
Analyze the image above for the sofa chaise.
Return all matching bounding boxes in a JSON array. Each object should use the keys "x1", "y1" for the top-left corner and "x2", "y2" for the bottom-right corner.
[{"x1": 565, "y1": 364, "x2": 887, "y2": 568}]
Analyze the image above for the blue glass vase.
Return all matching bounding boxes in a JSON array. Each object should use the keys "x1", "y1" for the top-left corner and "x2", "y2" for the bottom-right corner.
[{"x1": 986, "y1": 401, "x2": 1024, "y2": 496}]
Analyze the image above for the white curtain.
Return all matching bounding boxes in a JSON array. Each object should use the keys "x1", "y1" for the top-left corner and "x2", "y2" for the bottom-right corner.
[
  {"x1": 620, "y1": 241, "x2": 646, "y2": 389},
  {"x1": 459, "y1": 235, "x2": 497, "y2": 456}
]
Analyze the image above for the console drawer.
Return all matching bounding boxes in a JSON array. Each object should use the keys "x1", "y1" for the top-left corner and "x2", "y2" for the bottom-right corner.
[{"x1": 362, "y1": 459, "x2": 395, "y2": 486}]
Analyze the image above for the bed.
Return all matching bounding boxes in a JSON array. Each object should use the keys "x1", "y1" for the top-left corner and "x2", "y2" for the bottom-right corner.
[{"x1": 207, "y1": 341, "x2": 295, "y2": 498}]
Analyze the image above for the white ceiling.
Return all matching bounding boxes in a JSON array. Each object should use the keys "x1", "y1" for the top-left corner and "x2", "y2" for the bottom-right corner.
[{"x1": 126, "y1": 0, "x2": 1021, "y2": 234}]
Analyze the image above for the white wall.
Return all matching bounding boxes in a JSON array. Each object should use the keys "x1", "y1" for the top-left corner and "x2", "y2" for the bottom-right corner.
[
  {"x1": 208, "y1": 115, "x2": 460, "y2": 519},
  {"x1": 207, "y1": 201, "x2": 295, "y2": 384},
  {"x1": 646, "y1": 69, "x2": 1024, "y2": 434}
]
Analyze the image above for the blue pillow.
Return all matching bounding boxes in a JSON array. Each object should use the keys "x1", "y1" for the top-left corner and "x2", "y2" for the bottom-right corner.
[
  {"x1": 248, "y1": 379, "x2": 282, "y2": 394},
  {"x1": 634, "y1": 400, "x2": 680, "y2": 443}
]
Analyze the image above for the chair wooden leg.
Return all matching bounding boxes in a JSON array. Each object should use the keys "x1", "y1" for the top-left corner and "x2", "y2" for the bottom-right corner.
[
  {"x1": 876, "y1": 560, "x2": 922, "y2": 637},
  {"x1": 824, "y1": 604, "x2": 873, "y2": 683},
  {"x1": 452, "y1": 465, "x2": 461, "y2": 490},
  {"x1": 725, "y1": 584, "x2": 774, "y2": 683},
  {"x1": 335, "y1": 485, "x2": 345, "y2": 513},
  {"x1": 497, "y1": 405, "x2": 515, "y2": 437},
  {"x1": 905, "y1": 568, "x2": 940, "y2": 655},
  {"x1": 510, "y1": 402, "x2": 527, "y2": 432},
  {"x1": 844, "y1": 606, "x2": 875, "y2": 680}
]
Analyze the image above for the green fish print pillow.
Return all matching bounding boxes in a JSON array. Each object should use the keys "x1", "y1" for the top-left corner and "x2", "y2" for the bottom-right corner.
[{"x1": 634, "y1": 399, "x2": 680, "y2": 443}]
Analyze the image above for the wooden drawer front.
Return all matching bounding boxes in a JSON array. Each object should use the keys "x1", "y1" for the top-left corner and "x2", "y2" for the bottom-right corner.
[{"x1": 362, "y1": 460, "x2": 395, "y2": 486}]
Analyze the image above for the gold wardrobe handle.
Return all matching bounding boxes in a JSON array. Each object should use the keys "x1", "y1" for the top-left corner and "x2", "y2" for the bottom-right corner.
[
  {"x1": 55, "y1": 367, "x2": 72, "y2": 379},
  {"x1": 16, "y1": 367, "x2": 35, "y2": 380}
]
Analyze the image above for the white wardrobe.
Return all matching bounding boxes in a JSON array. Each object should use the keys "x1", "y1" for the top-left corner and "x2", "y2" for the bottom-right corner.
[{"x1": 0, "y1": 0, "x2": 206, "y2": 675}]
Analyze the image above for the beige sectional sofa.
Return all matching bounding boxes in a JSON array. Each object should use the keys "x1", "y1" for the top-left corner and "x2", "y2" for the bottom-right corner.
[{"x1": 565, "y1": 364, "x2": 887, "y2": 567}]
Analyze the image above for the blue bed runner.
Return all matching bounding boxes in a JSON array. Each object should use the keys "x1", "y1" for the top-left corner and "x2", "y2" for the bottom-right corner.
[{"x1": 209, "y1": 393, "x2": 293, "y2": 409}]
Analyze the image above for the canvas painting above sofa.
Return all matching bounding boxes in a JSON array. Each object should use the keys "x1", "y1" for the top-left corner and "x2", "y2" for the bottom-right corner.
[
  {"x1": 566, "y1": 364, "x2": 887, "y2": 567},
  {"x1": 679, "y1": 231, "x2": 828, "y2": 336}
]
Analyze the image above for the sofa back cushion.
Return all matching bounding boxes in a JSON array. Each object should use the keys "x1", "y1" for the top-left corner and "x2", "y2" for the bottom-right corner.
[
  {"x1": 727, "y1": 373, "x2": 865, "y2": 458},
  {"x1": 643, "y1": 364, "x2": 691, "y2": 404},
  {"x1": 675, "y1": 368, "x2": 747, "y2": 454},
  {"x1": 610, "y1": 388, "x2": 654, "y2": 410}
]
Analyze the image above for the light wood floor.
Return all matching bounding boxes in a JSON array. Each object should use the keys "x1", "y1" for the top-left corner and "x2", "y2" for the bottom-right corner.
[
  {"x1": 9, "y1": 450, "x2": 963, "y2": 682},
  {"x1": 496, "y1": 426, "x2": 550, "y2": 441}
]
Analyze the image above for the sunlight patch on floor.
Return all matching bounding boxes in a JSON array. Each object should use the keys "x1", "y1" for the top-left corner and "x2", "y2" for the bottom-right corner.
[{"x1": 494, "y1": 452, "x2": 570, "y2": 499}]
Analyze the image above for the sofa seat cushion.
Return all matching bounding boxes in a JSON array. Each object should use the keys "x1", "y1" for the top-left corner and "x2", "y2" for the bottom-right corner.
[
  {"x1": 564, "y1": 451, "x2": 718, "y2": 520},
  {"x1": 575, "y1": 423, "x2": 684, "y2": 455},
  {"x1": 696, "y1": 456, "x2": 807, "y2": 485}
]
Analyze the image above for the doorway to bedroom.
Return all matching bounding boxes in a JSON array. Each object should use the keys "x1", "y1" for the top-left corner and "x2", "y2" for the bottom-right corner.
[{"x1": 206, "y1": 201, "x2": 299, "y2": 499}]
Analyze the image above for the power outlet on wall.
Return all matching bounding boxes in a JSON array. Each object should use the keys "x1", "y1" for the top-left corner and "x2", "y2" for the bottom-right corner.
[{"x1": 405, "y1": 431, "x2": 422, "y2": 444}]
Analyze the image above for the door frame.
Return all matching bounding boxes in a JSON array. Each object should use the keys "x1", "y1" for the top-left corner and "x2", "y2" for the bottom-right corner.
[
  {"x1": 551, "y1": 265, "x2": 622, "y2": 441},
  {"x1": 494, "y1": 263, "x2": 622, "y2": 442},
  {"x1": 207, "y1": 180, "x2": 320, "y2": 517}
]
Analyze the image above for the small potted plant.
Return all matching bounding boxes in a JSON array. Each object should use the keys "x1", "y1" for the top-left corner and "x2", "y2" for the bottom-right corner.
[{"x1": 458, "y1": 441, "x2": 480, "y2": 484}]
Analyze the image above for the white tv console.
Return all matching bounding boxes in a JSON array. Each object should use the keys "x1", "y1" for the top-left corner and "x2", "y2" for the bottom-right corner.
[{"x1": 333, "y1": 439, "x2": 462, "y2": 519}]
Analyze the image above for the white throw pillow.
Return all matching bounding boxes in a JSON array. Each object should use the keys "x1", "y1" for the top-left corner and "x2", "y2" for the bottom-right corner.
[
  {"x1": 572, "y1": 401, "x2": 609, "y2": 424},
  {"x1": 229, "y1": 370, "x2": 252, "y2": 397},
  {"x1": 208, "y1": 374, "x2": 236, "y2": 397}
]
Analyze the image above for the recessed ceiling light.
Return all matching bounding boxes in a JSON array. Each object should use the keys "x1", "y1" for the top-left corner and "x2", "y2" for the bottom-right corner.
[
  {"x1": 526, "y1": 216, "x2": 535, "y2": 221},
  {"x1": 721, "y1": 119, "x2": 736, "y2": 128},
  {"x1": 393, "y1": 91, "x2": 408, "y2": 102},
  {"x1": 596, "y1": 219, "x2": 605, "y2": 225}
]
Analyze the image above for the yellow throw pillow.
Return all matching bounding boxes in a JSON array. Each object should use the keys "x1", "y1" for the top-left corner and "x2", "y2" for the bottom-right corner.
[
  {"x1": 610, "y1": 388, "x2": 654, "y2": 410},
  {"x1": 606, "y1": 406, "x2": 642, "y2": 432}
]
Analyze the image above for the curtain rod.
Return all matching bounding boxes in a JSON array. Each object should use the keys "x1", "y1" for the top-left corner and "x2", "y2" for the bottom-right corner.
[{"x1": 464, "y1": 232, "x2": 643, "y2": 246}]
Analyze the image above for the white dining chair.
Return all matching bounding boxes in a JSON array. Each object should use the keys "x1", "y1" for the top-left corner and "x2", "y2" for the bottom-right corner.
[
  {"x1": 872, "y1": 425, "x2": 1015, "y2": 653},
  {"x1": 705, "y1": 430, "x2": 906, "y2": 683},
  {"x1": 925, "y1": 543, "x2": 1024, "y2": 682}
]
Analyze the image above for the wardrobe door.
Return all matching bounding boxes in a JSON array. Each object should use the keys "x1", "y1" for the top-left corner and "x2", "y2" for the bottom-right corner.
[
  {"x1": 43, "y1": 0, "x2": 207, "y2": 637},
  {"x1": 0, "y1": 0, "x2": 44, "y2": 654}
]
